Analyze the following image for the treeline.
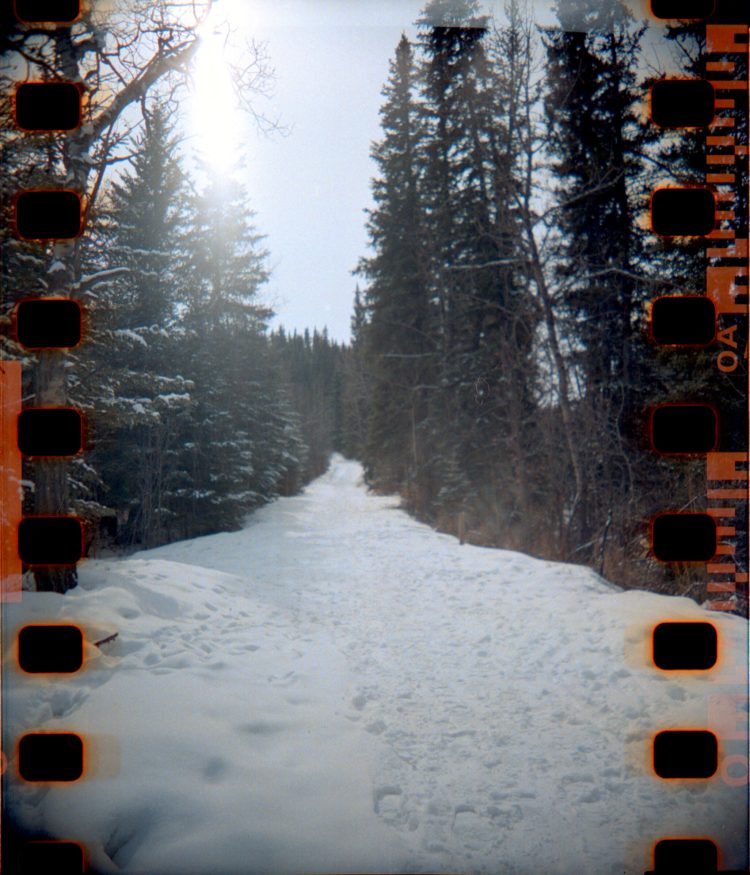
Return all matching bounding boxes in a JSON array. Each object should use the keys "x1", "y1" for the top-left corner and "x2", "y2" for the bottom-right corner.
[
  {"x1": 2, "y1": 0, "x2": 745, "y2": 607},
  {"x1": 350, "y1": 0, "x2": 747, "y2": 603},
  {"x1": 2, "y1": 105, "x2": 351, "y2": 554}
]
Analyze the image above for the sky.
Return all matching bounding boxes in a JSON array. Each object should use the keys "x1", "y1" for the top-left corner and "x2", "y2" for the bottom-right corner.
[
  {"x1": 183, "y1": 0, "x2": 668, "y2": 344},
  {"x1": 243, "y1": 7, "x2": 427, "y2": 344},
  {"x1": 184, "y1": 0, "x2": 430, "y2": 343}
]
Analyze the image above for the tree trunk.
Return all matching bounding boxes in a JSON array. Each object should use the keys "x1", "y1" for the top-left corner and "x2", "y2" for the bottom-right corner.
[{"x1": 519, "y1": 203, "x2": 584, "y2": 555}]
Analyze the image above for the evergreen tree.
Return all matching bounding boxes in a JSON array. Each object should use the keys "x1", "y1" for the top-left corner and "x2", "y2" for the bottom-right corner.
[
  {"x1": 3, "y1": 0, "x2": 206, "y2": 592},
  {"x1": 357, "y1": 2, "x2": 541, "y2": 543},
  {"x1": 417, "y1": 0, "x2": 542, "y2": 541},
  {"x1": 172, "y1": 171, "x2": 269, "y2": 534},
  {"x1": 170, "y1": 170, "x2": 306, "y2": 537},
  {"x1": 416, "y1": 1, "x2": 491, "y2": 522},
  {"x1": 104, "y1": 106, "x2": 188, "y2": 329},
  {"x1": 70, "y1": 107, "x2": 194, "y2": 548},
  {"x1": 543, "y1": 0, "x2": 650, "y2": 553},
  {"x1": 339, "y1": 287, "x2": 370, "y2": 462},
  {"x1": 357, "y1": 34, "x2": 433, "y2": 495}
]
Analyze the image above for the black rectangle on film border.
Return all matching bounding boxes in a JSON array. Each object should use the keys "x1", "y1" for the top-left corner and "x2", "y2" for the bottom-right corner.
[
  {"x1": 17, "y1": 625, "x2": 84, "y2": 674},
  {"x1": 15, "y1": 82, "x2": 81, "y2": 132},
  {"x1": 13, "y1": 0, "x2": 80, "y2": 23},
  {"x1": 650, "y1": 837, "x2": 718, "y2": 873},
  {"x1": 650, "y1": 296, "x2": 716, "y2": 346},
  {"x1": 18, "y1": 407, "x2": 84, "y2": 457},
  {"x1": 651, "y1": 513, "x2": 717, "y2": 562},
  {"x1": 650, "y1": 79, "x2": 715, "y2": 128},
  {"x1": 651, "y1": 188, "x2": 715, "y2": 237},
  {"x1": 14, "y1": 299, "x2": 82, "y2": 350},
  {"x1": 653, "y1": 730, "x2": 719, "y2": 779},
  {"x1": 650, "y1": 404, "x2": 718, "y2": 455},
  {"x1": 14, "y1": 190, "x2": 81, "y2": 241},
  {"x1": 17, "y1": 516, "x2": 83, "y2": 566},
  {"x1": 652, "y1": 622, "x2": 718, "y2": 671},
  {"x1": 20, "y1": 841, "x2": 85, "y2": 875},
  {"x1": 17, "y1": 733, "x2": 84, "y2": 782},
  {"x1": 649, "y1": 0, "x2": 715, "y2": 19}
]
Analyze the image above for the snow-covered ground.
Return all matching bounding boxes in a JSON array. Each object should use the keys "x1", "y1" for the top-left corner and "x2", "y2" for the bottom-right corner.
[{"x1": 3, "y1": 455, "x2": 748, "y2": 874}]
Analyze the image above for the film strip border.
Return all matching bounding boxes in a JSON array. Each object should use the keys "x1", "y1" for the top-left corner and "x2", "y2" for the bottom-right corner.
[
  {"x1": 2, "y1": 1, "x2": 90, "y2": 872},
  {"x1": 700, "y1": 13, "x2": 749, "y2": 617},
  {"x1": 0, "y1": 1, "x2": 748, "y2": 874},
  {"x1": 645, "y1": 1, "x2": 748, "y2": 874}
]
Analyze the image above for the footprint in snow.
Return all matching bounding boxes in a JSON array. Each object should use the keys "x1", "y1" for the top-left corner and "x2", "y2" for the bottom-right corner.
[
  {"x1": 561, "y1": 772, "x2": 595, "y2": 786},
  {"x1": 485, "y1": 803, "x2": 524, "y2": 828},
  {"x1": 267, "y1": 670, "x2": 297, "y2": 687},
  {"x1": 284, "y1": 694, "x2": 312, "y2": 706},
  {"x1": 118, "y1": 607, "x2": 138, "y2": 620},
  {"x1": 352, "y1": 693, "x2": 368, "y2": 711},
  {"x1": 47, "y1": 688, "x2": 86, "y2": 719},
  {"x1": 373, "y1": 785, "x2": 402, "y2": 815},
  {"x1": 202, "y1": 756, "x2": 228, "y2": 782},
  {"x1": 237, "y1": 720, "x2": 285, "y2": 737},
  {"x1": 239, "y1": 643, "x2": 260, "y2": 652}
]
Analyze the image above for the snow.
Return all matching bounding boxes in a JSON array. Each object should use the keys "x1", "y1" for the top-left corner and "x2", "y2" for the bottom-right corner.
[
  {"x1": 14, "y1": 253, "x2": 46, "y2": 267},
  {"x1": 113, "y1": 328, "x2": 148, "y2": 347},
  {"x1": 155, "y1": 393, "x2": 191, "y2": 406},
  {"x1": 76, "y1": 267, "x2": 131, "y2": 289},
  {"x1": 3, "y1": 455, "x2": 748, "y2": 874}
]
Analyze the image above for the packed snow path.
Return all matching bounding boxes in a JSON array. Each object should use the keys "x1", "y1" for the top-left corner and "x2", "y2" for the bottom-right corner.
[{"x1": 4, "y1": 456, "x2": 748, "y2": 874}]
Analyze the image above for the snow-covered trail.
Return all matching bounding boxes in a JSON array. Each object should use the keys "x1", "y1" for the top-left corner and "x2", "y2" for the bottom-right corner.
[{"x1": 4, "y1": 455, "x2": 748, "y2": 874}]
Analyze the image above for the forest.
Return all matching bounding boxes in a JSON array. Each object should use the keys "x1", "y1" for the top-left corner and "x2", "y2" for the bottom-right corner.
[{"x1": 1, "y1": 0, "x2": 746, "y2": 607}]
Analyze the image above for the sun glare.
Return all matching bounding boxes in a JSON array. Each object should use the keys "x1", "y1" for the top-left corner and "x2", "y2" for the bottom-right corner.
[{"x1": 189, "y1": 0, "x2": 255, "y2": 170}]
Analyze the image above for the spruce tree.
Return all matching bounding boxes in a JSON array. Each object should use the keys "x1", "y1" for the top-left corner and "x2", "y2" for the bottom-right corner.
[
  {"x1": 543, "y1": 0, "x2": 650, "y2": 553},
  {"x1": 171, "y1": 170, "x2": 306, "y2": 536},
  {"x1": 357, "y1": 34, "x2": 433, "y2": 496},
  {"x1": 104, "y1": 106, "x2": 188, "y2": 329},
  {"x1": 4, "y1": 0, "x2": 205, "y2": 591},
  {"x1": 71, "y1": 106, "x2": 193, "y2": 548},
  {"x1": 339, "y1": 287, "x2": 370, "y2": 462},
  {"x1": 415, "y1": 0, "x2": 539, "y2": 540}
]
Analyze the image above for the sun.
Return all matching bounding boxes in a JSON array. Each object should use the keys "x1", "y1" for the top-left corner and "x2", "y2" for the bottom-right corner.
[{"x1": 188, "y1": 0, "x2": 258, "y2": 170}]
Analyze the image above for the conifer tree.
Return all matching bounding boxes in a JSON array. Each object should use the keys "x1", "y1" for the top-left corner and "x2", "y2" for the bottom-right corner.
[
  {"x1": 104, "y1": 105, "x2": 188, "y2": 329},
  {"x1": 70, "y1": 105, "x2": 193, "y2": 547},
  {"x1": 4, "y1": 0, "x2": 208, "y2": 591},
  {"x1": 416, "y1": 0, "x2": 539, "y2": 537},
  {"x1": 357, "y1": 34, "x2": 433, "y2": 494},
  {"x1": 340, "y1": 287, "x2": 370, "y2": 462},
  {"x1": 543, "y1": 0, "x2": 650, "y2": 552},
  {"x1": 170, "y1": 170, "x2": 306, "y2": 536}
]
